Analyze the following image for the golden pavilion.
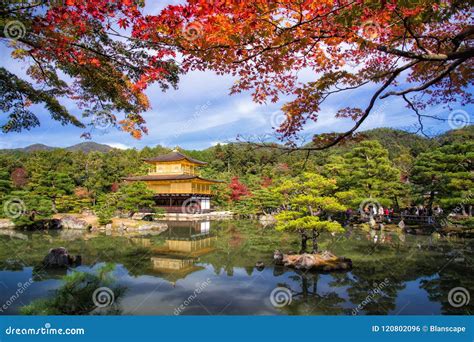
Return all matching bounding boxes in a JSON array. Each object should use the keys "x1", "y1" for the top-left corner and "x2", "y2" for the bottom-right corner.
[{"x1": 124, "y1": 149, "x2": 222, "y2": 212}]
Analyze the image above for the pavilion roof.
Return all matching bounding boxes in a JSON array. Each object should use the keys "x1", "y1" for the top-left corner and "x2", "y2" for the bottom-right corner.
[
  {"x1": 123, "y1": 174, "x2": 222, "y2": 183},
  {"x1": 143, "y1": 150, "x2": 207, "y2": 165}
]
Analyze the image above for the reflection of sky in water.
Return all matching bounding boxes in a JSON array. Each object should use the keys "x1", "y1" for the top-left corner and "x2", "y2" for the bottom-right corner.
[
  {"x1": 0, "y1": 265, "x2": 444, "y2": 316},
  {"x1": 392, "y1": 278, "x2": 441, "y2": 315},
  {"x1": 0, "y1": 222, "x2": 472, "y2": 316},
  {"x1": 0, "y1": 268, "x2": 61, "y2": 314}
]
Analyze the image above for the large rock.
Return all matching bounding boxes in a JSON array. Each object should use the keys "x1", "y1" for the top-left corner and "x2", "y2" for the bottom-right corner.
[
  {"x1": 274, "y1": 250, "x2": 352, "y2": 272},
  {"x1": 43, "y1": 247, "x2": 81, "y2": 268},
  {"x1": 0, "y1": 219, "x2": 15, "y2": 229},
  {"x1": 259, "y1": 214, "x2": 277, "y2": 226},
  {"x1": 115, "y1": 220, "x2": 168, "y2": 233},
  {"x1": 137, "y1": 222, "x2": 168, "y2": 232},
  {"x1": 60, "y1": 216, "x2": 91, "y2": 230}
]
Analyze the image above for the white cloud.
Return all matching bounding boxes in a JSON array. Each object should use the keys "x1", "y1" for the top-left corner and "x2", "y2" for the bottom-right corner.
[{"x1": 106, "y1": 143, "x2": 131, "y2": 150}]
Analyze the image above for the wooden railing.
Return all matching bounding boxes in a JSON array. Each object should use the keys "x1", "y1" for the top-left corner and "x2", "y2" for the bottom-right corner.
[{"x1": 400, "y1": 215, "x2": 438, "y2": 226}]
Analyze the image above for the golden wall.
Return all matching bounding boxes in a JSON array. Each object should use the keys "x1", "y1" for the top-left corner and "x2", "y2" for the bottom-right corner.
[
  {"x1": 148, "y1": 161, "x2": 197, "y2": 175},
  {"x1": 145, "y1": 180, "x2": 212, "y2": 195}
]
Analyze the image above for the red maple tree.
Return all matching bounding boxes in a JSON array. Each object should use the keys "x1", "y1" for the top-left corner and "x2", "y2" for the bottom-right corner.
[{"x1": 229, "y1": 176, "x2": 251, "y2": 201}]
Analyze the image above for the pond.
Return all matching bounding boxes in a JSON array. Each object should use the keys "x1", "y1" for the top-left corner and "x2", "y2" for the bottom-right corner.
[{"x1": 0, "y1": 220, "x2": 472, "y2": 315}]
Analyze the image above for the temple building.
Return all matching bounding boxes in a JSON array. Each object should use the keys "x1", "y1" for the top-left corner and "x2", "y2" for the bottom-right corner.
[{"x1": 124, "y1": 149, "x2": 222, "y2": 213}]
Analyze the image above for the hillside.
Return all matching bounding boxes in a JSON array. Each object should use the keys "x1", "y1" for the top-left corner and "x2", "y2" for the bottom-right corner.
[{"x1": 1, "y1": 142, "x2": 113, "y2": 153}]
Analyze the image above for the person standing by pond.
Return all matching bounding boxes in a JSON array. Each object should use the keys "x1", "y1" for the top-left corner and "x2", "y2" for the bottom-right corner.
[{"x1": 384, "y1": 207, "x2": 390, "y2": 222}]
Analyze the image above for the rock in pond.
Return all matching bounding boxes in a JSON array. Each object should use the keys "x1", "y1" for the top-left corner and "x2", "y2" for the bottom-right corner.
[
  {"x1": 43, "y1": 247, "x2": 82, "y2": 268},
  {"x1": 274, "y1": 250, "x2": 352, "y2": 272},
  {"x1": 60, "y1": 216, "x2": 91, "y2": 230}
]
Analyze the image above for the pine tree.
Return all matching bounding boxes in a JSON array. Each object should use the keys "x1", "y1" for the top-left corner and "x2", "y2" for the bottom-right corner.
[
  {"x1": 275, "y1": 173, "x2": 345, "y2": 253},
  {"x1": 325, "y1": 140, "x2": 402, "y2": 209},
  {"x1": 411, "y1": 141, "x2": 473, "y2": 215}
]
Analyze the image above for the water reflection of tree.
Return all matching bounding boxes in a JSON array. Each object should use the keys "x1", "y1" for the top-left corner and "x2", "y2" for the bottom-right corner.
[
  {"x1": 22, "y1": 264, "x2": 126, "y2": 315},
  {"x1": 345, "y1": 268, "x2": 404, "y2": 315},
  {"x1": 419, "y1": 240, "x2": 474, "y2": 315},
  {"x1": 0, "y1": 233, "x2": 154, "y2": 277},
  {"x1": 201, "y1": 221, "x2": 298, "y2": 276},
  {"x1": 273, "y1": 268, "x2": 347, "y2": 315}
]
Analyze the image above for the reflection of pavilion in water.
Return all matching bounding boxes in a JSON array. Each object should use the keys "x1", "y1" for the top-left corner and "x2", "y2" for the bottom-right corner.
[{"x1": 151, "y1": 221, "x2": 216, "y2": 283}]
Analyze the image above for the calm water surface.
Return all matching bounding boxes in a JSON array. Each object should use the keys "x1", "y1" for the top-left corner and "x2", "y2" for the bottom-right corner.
[{"x1": 0, "y1": 220, "x2": 472, "y2": 315}]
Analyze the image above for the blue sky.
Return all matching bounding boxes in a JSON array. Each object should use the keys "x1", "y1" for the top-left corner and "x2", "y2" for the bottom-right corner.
[{"x1": 0, "y1": 1, "x2": 472, "y2": 150}]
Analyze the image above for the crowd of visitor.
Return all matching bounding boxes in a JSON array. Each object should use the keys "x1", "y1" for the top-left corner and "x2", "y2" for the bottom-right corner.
[{"x1": 344, "y1": 204, "x2": 444, "y2": 223}]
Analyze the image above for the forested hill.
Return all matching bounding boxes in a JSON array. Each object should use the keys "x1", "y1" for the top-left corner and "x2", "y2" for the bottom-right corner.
[
  {"x1": 0, "y1": 126, "x2": 472, "y2": 218},
  {"x1": 1, "y1": 127, "x2": 471, "y2": 157},
  {"x1": 0, "y1": 142, "x2": 113, "y2": 153}
]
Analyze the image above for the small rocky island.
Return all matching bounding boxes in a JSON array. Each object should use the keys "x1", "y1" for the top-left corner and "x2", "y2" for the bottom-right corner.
[{"x1": 274, "y1": 250, "x2": 352, "y2": 272}]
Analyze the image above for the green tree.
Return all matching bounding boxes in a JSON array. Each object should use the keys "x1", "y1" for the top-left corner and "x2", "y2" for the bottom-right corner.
[
  {"x1": 411, "y1": 141, "x2": 473, "y2": 215},
  {"x1": 275, "y1": 173, "x2": 345, "y2": 253},
  {"x1": 116, "y1": 182, "x2": 155, "y2": 216},
  {"x1": 29, "y1": 171, "x2": 75, "y2": 213},
  {"x1": 325, "y1": 140, "x2": 402, "y2": 209},
  {"x1": 0, "y1": 170, "x2": 12, "y2": 211},
  {"x1": 4, "y1": 190, "x2": 53, "y2": 227},
  {"x1": 96, "y1": 182, "x2": 154, "y2": 222},
  {"x1": 21, "y1": 264, "x2": 124, "y2": 315},
  {"x1": 251, "y1": 188, "x2": 283, "y2": 215}
]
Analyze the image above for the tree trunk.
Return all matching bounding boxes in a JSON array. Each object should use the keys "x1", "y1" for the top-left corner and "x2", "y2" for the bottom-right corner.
[
  {"x1": 311, "y1": 229, "x2": 319, "y2": 253},
  {"x1": 393, "y1": 196, "x2": 400, "y2": 212},
  {"x1": 300, "y1": 230, "x2": 308, "y2": 254},
  {"x1": 427, "y1": 190, "x2": 435, "y2": 213}
]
